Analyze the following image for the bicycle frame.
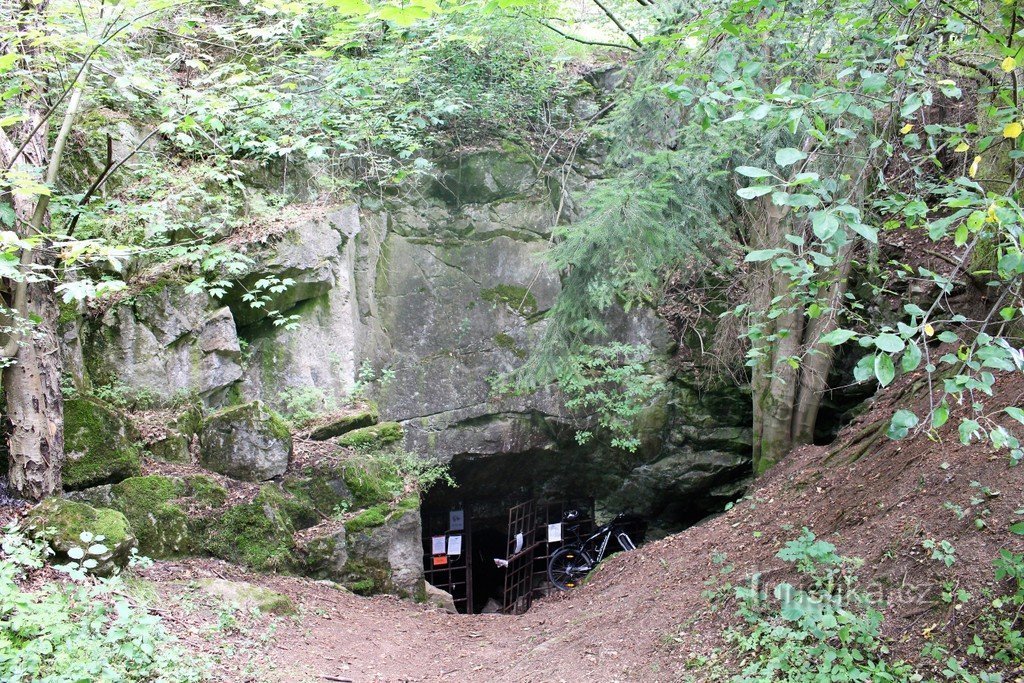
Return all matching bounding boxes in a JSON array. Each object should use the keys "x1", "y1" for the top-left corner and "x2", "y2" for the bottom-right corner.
[{"x1": 576, "y1": 522, "x2": 634, "y2": 565}]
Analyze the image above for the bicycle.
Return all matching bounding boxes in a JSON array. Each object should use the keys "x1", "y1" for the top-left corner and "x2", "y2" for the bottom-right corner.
[{"x1": 546, "y1": 511, "x2": 637, "y2": 590}]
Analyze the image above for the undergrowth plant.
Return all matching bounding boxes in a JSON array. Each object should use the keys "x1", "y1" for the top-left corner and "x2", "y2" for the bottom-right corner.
[
  {"x1": 0, "y1": 524, "x2": 203, "y2": 682},
  {"x1": 728, "y1": 529, "x2": 913, "y2": 682}
]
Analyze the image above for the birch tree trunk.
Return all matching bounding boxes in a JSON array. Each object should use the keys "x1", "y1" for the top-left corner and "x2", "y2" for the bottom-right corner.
[{"x1": 0, "y1": 0, "x2": 78, "y2": 499}]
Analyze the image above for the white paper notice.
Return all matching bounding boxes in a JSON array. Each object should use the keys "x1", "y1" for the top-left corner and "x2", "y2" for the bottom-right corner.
[
  {"x1": 447, "y1": 535, "x2": 462, "y2": 556},
  {"x1": 449, "y1": 509, "x2": 464, "y2": 531},
  {"x1": 431, "y1": 535, "x2": 446, "y2": 555},
  {"x1": 547, "y1": 523, "x2": 562, "y2": 543},
  {"x1": 514, "y1": 532, "x2": 524, "y2": 554}
]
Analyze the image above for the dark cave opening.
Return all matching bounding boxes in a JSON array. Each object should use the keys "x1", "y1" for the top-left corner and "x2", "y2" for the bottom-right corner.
[{"x1": 419, "y1": 449, "x2": 604, "y2": 614}]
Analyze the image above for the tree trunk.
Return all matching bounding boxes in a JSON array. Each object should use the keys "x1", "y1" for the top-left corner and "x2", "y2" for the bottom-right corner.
[
  {"x1": 0, "y1": 0, "x2": 72, "y2": 499},
  {"x1": 4, "y1": 276, "x2": 64, "y2": 498}
]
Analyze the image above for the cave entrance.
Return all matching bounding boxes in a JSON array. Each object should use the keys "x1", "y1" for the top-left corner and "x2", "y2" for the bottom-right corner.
[
  {"x1": 420, "y1": 451, "x2": 595, "y2": 614},
  {"x1": 421, "y1": 497, "x2": 595, "y2": 614}
]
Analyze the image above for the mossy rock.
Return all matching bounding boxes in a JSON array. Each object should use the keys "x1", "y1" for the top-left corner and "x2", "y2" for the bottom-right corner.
[
  {"x1": 146, "y1": 432, "x2": 191, "y2": 464},
  {"x1": 296, "y1": 526, "x2": 348, "y2": 580},
  {"x1": 184, "y1": 475, "x2": 228, "y2": 508},
  {"x1": 25, "y1": 498, "x2": 137, "y2": 576},
  {"x1": 108, "y1": 476, "x2": 190, "y2": 558},
  {"x1": 344, "y1": 504, "x2": 391, "y2": 534},
  {"x1": 200, "y1": 401, "x2": 293, "y2": 481},
  {"x1": 340, "y1": 558, "x2": 393, "y2": 596},
  {"x1": 284, "y1": 465, "x2": 352, "y2": 517},
  {"x1": 342, "y1": 457, "x2": 404, "y2": 508},
  {"x1": 337, "y1": 422, "x2": 403, "y2": 450},
  {"x1": 62, "y1": 397, "x2": 142, "y2": 491},
  {"x1": 308, "y1": 405, "x2": 380, "y2": 441},
  {"x1": 204, "y1": 485, "x2": 296, "y2": 571},
  {"x1": 195, "y1": 578, "x2": 296, "y2": 615}
]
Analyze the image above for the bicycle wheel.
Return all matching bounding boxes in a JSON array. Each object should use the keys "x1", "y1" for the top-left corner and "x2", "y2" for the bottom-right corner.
[{"x1": 547, "y1": 546, "x2": 592, "y2": 591}]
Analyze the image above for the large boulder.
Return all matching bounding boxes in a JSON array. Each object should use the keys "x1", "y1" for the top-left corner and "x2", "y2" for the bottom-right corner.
[
  {"x1": 107, "y1": 476, "x2": 191, "y2": 558},
  {"x1": 62, "y1": 397, "x2": 142, "y2": 491},
  {"x1": 204, "y1": 485, "x2": 299, "y2": 571},
  {"x1": 200, "y1": 401, "x2": 292, "y2": 481},
  {"x1": 344, "y1": 497, "x2": 424, "y2": 596},
  {"x1": 25, "y1": 498, "x2": 137, "y2": 576}
]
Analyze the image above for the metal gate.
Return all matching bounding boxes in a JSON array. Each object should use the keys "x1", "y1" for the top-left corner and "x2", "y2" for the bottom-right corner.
[
  {"x1": 500, "y1": 500, "x2": 538, "y2": 614},
  {"x1": 421, "y1": 506, "x2": 472, "y2": 613}
]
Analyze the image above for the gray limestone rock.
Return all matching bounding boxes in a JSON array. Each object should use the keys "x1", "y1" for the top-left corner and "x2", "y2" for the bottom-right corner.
[{"x1": 200, "y1": 401, "x2": 293, "y2": 481}]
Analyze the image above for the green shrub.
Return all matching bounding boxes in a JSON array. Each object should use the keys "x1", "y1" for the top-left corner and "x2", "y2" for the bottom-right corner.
[
  {"x1": 0, "y1": 524, "x2": 203, "y2": 682},
  {"x1": 727, "y1": 529, "x2": 913, "y2": 682}
]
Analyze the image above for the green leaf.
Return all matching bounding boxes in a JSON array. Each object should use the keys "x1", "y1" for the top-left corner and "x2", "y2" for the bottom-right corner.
[
  {"x1": 932, "y1": 401, "x2": 949, "y2": 428},
  {"x1": 853, "y1": 355, "x2": 874, "y2": 382},
  {"x1": 901, "y1": 342, "x2": 922, "y2": 372},
  {"x1": 849, "y1": 222, "x2": 878, "y2": 244},
  {"x1": 744, "y1": 248, "x2": 785, "y2": 262},
  {"x1": 959, "y1": 419, "x2": 981, "y2": 444},
  {"x1": 737, "y1": 186, "x2": 773, "y2": 199},
  {"x1": 775, "y1": 147, "x2": 807, "y2": 167},
  {"x1": 1006, "y1": 407, "x2": 1024, "y2": 425},
  {"x1": 954, "y1": 224, "x2": 968, "y2": 246},
  {"x1": 1010, "y1": 521, "x2": 1024, "y2": 535},
  {"x1": 888, "y1": 409, "x2": 919, "y2": 439},
  {"x1": 819, "y1": 328, "x2": 858, "y2": 346},
  {"x1": 874, "y1": 353, "x2": 896, "y2": 387},
  {"x1": 0, "y1": 53, "x2": 19, "y2": 72},
  {"x1": 736, "y1": 166, "x2": 774, "y2": 178},
  {"x1": 875, "y1": 333, "x2": 906, "y2": 353}
]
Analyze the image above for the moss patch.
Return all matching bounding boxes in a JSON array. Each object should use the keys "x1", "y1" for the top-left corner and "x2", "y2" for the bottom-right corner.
[
  {"x1": 337, "y1": 421, "x2": 403, "y2": 449},
  {"x1": 342, "y1": 457, "x2": 403, "y2": 508},
  {"x1": 394, "y1": 493, "x2": 421, "y2": 517},
  {"x1": 204, "y1": 485, "x2": 296, "y2": 571},
  {"x1": 480, "y1": 284, "x2": 538, "y2": 316},
  {"x1": 108, "y1": 476, "x2": 190, "y2": 558},
  {"x1": 341, "y1": 558, "x2": 392, "y2": 595},
  {"x1": 493, "y1": 332, "x2": 527, "y2": 359},
  {"x1": 62, "y1": 397, "x2": 142, "y2": 491},
  {"x1": 344, "y1": 504, "x2": 391, "y2": 534},
  {"x1": 185, "y1": 475, "x2": 228, "y2": 508}
]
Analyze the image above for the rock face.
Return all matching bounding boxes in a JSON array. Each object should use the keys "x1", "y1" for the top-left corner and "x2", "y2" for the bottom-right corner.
[
  {"x1": 71, "y1": 147, "x2": 755, "y2": 581},
  {"x1": 345, "y1": 506, "x2": 423, "y2": 595},
  {"x1": 81, "y1": 288, "x2": 243, "y2": 407},
  {"x1": 200, "y1": 402, "x2": 292, "y2": 481}
]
